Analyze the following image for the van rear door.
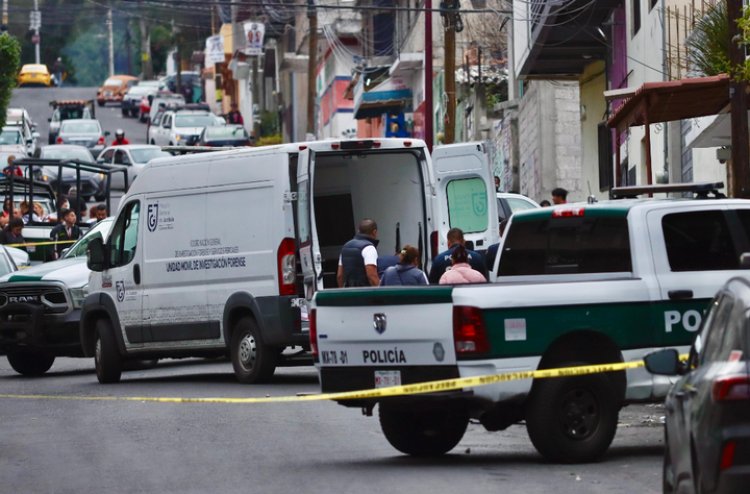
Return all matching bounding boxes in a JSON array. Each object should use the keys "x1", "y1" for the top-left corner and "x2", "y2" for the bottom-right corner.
[
  {"x1": 431, "y1": 143, "x2": 499, "y2": 255},
  {"x1": 296, "y1": 148, "x2": 323, "y2": 299}
]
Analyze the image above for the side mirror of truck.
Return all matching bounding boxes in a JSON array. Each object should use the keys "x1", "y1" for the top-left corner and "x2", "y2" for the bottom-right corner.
[
  {"x1": 87, "y1": 237, "x2": 107, "y2": 272},
  {"x1": 644, "y1": 348, "x2": 683, "y2": 376}
]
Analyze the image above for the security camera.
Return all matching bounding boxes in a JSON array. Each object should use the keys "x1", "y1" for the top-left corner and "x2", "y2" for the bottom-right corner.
[{"x1": 716, "y1": 146, "x2": 731, "y2": 164}]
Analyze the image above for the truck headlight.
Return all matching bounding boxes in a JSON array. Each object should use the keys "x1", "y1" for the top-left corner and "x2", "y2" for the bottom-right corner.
[{"x1": 70, "y1": 285, "x2": 89, "y2": 309}]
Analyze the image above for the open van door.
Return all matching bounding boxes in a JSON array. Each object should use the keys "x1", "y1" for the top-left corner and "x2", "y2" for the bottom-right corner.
[
  {"x1": 431, "y1": 142, "x2": 499, "y2": 256},
  {"x1": 296, "y1": 148, "x2": 324, "y2": 299}
]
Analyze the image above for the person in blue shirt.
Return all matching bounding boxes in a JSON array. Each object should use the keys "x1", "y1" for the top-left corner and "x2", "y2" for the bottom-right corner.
[
  {"x1": 380, "y1": 245, "x2": 428, "y2": 286},
  {"x1": 428, "y1": 228, "x2": 487, "y2": 284}
]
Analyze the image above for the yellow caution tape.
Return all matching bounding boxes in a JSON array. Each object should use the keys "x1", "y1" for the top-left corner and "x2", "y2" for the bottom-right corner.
[
  {"x1": 5, "y1": 239, "x2": 77, "y2": 248},
  {"x1": 0, "y1": 357, "x2": 677, "y2": 405}
]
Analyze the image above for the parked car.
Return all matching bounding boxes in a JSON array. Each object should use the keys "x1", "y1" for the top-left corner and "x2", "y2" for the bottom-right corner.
[
  {"x1": 497, "y1": 192, "x2": 540, "y2": 225},
  {"x1": 35, "y1": 145, "x2": 107, "y2": 200},
  {"x1": 121, "y1": 85, "x2": 157, "y2": 118},
  {"x1": 148, "y1": 92, "x2": 185, "y2": 123},
  {"x1": 55, "y1": 119, "x2": 109, "y2": 156},
  {"x1": 96, "y1": 75, "x2": 139, "y2": 106},
  {"x1": 4, "y1": 108, "x2": 39, "y2": 156},
  {"x1": 48, "y1": 100, "x2": 95, "y2": 144},
  {"x1": 148, "y1": 110, "x2": 224, "y2": 146},
  {"x1": 194, "y1": 124, "x2": 251, "y2": 147},
  {"x1": 645, "y1": 275, "x2": 750, "y2": 494},
  {"x1": 17, "y1": 64, "x2": 52, "y2": 87},
  {"x1": 96, "y1": 144, "x2": 170, "y2": 190}
]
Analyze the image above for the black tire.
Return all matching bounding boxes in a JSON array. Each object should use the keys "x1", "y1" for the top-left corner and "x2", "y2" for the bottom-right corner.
[
  {"x1": 121, "y1": 109, "x2": 128, "y2": 116},
  {"x1": 97, "y1": 100, "x2": 104, "y2": 107},
  {"x1": 6, "y1": 350, "x2": 55, "y2": 376},
  {"x1": 378, "y1": 404, "x2": 469, "y2": 457},
  {"x1": 230, "y1": 316, "x2": 277, "y2": 384},
  {"x1": 525, "y1": 367, "x2": 619, "y2": 463},
  {"x1": 94, "y1": 319, "x2": 123, "y2": 383}
]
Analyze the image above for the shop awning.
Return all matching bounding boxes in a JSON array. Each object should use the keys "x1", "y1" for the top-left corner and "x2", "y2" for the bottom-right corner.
[{"x1": 353, "y1": 74, "x2": 413, "y2": 119}]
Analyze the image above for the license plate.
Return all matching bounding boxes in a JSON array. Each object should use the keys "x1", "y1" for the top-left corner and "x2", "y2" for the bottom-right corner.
[{"x1": 374, "y1": 370, "x2": 401, "y2": 388}]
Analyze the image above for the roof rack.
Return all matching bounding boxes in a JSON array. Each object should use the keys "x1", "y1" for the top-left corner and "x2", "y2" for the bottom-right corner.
[{"x1": 610, "y1": 182, "x2": 726, "y2": 199}]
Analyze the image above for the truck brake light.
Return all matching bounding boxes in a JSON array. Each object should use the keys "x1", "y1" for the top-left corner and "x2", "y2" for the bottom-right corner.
[
  {"x1": 551, "y1": 207, "x2": 585, "y2": 218},
  {"x1": 712, "y1": 374, "x2": 750, "y2": 401},
  {"x1": 277, "y1": 237, "x2": 297, "y2": 296},
  {"x1": 309, "y1": 308, "x2": 318, "y2": 358},
  {"x1": 453, "y1": 306, "x2": 489, "y2": 355},
  {"x1": 56, "y1": 136, "x2": 63, "y2": 144}
]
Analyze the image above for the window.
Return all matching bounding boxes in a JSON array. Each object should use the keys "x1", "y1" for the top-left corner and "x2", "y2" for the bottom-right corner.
[
  {"x1": 498, "y1": 215, "x2": 632, "y2": 276},
  {"x1": 99, "y1": 149, "x2": 114, "y2": 163},
  {"x1": 297, "y1": 180, "x2": 311, "y2": 246},
  {"x1": 662, "y1": 211, "x2": 738, "y2": 272},
  {"x1": 717, "y1": 300, "x2": 748, "y2": 361},
  {"x1": 632, "y1": 0, "x2": 641, "y2": 36},
  {"x1": 446, "y1": 178, "x2": 488, "y2": 234},
  {"x1": 108, "y1": 201, "x2": 140, "y2": 267}
]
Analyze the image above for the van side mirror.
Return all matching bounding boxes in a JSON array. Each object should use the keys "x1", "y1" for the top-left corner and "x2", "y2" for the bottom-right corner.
[
  {"x1": 87, "y1": 237, "x2": 107, "y2": 272},
  {"x1": 644, "y1": 349, "x2": 683, "y2": 376}
]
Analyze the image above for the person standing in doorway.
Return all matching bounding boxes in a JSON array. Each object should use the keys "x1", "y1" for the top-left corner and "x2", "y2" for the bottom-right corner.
[{"x1": 337, "y1": 218, "x2": 380, "y2": 287}]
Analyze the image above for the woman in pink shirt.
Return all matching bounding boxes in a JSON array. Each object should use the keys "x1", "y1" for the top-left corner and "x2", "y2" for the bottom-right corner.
[{"x1": 439, "y1": 245, "x2": 487, "y2": 284}]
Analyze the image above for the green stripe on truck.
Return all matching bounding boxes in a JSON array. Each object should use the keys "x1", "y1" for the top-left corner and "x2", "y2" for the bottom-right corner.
[{"x1": 315, "y1": 286, "x2": 453, "y2": 306}]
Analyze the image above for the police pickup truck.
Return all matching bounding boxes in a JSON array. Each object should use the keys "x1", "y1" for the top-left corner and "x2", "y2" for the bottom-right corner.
[{"x1": 312, "y1": 183, "x2": 750, "y2": 463}]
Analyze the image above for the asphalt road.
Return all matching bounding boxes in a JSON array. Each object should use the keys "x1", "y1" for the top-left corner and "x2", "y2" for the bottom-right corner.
[
  {"x1": 0, "y1": 356, "x2": 666, "y2": 494},
  {"x1": 10, "y1": 86, "x2": 148, "y2": 146}
]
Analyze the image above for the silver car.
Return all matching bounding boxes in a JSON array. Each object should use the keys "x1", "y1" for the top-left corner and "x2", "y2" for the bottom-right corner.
[
  {"x1": 55, "y1": 119, "x2": 109, "y2": 156},
  {"x1": 96, "y1": 144, "x2": 170, "y2": 190}
]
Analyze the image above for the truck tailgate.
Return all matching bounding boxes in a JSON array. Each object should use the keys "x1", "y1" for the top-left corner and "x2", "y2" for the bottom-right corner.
[{"x1": 313, "y1": 287, "x2": 459, "y2": 394}]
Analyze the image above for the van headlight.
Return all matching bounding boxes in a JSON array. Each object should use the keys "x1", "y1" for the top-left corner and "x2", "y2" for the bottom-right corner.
[{"x1": 70, "y1": 285, "x2": 89, "y2": 309}]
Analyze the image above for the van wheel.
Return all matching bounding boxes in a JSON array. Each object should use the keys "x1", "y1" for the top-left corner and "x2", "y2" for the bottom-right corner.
[
  {"x1": 230, "y1": 317, "x2": 277, "y2": 384},
  {"x1": 525, "y1": 364, "x2": 618, "y2": 463},
  {"x1": 6, "y1": 350, "x2": 55, "y2": 376},
  {"x1": 94, "y1": 319, "x2": 123, "y2": 383},
  {"x1": 378, "y1": 404, "x2": 468, "y2": 456}
]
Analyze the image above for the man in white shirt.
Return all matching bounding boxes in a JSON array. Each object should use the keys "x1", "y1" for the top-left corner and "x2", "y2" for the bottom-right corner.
[{"x1": 336, "y1": 218, "x2": 380, "y2": 287}]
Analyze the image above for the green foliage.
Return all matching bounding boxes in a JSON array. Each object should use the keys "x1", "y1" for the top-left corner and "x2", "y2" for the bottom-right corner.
[
  {"x1": 0, "y1": 33, "x2": 22, "y2": 129},
  {"x1": 257, "y1": 135, "x2": 282, "y2": 146},
  {"x1": 260, "y1": 110, "x2": 280, "y2": 137},
  {"x1": 687, "y1": 0, "x2": 731, "y2": 77}
]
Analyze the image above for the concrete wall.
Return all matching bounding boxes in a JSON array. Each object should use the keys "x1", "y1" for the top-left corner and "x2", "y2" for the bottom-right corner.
[{"x1": 517, "y1": 80, "x2": 582, "y2": 203}]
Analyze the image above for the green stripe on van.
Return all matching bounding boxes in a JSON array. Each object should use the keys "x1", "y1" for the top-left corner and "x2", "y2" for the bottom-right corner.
[
  {"x1": 7, "y1": 274, "x2": 44, "y2": 282},
  {"x1": 315, "y1": 286, "x2": 453, "y2": 306}
]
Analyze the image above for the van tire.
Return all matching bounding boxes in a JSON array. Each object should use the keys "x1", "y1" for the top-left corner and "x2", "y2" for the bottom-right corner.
[
  {"x1": 6, "y1": 350, "x2": 55, "y2": 376},
  {"x1": 378, "y1": 404, "x2": 469, "y2": 457},
  {"x1": 525, "y1": 365, "x2": 618, "y2": 463},
  {"x1": 230, "y1": 317, "x2": 277, "y2": 383},
  {"x1": 94, "y1": 319, "x2": 123, "y2": 384}
]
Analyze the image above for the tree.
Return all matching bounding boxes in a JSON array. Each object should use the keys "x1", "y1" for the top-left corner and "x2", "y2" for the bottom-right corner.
[
  {"x1": 0, "y1": 33, "x2": 21, "y2": 129},
  {"x1": 687, "y1": 0, "x2": 730, "y2": 77}
]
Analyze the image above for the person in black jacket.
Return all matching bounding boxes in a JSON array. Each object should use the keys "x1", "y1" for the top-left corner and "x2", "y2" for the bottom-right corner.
[
  {"x1": 336, "y1": 219, "x2": 379, "y2": 287},
  {"x1": 0, "y1": 218, "x2": 26, "y2": 249},
  {"x1": 428, "y1": 227, "x2": 487, "y2": 284},
  {"x1": 50, "y1": 208, "x2": 81, "y2": 258}
]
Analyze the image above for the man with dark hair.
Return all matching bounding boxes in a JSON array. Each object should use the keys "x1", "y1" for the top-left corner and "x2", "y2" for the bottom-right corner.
[
  {"x1": 92, "y1": 203, "x2": 107, "y2": 223},
  {"x1": 428, "y1": 227, "x2": 487, "y2": 284},
  {"x1": 50, "y1": 208, "x2": 81, "y2": 258},
  {"x1": 337, "y1": 218, "x2": 380, "y2": 287},
  {"x1": 0, "y1": 217, "x2": 26, "y2": 249},
  {"x1": 551, "y1": 187, "x2": 568, "y2": 205}
]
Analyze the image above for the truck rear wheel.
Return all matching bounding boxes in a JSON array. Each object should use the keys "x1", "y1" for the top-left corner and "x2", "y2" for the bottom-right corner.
[
  {"x1": 525, "y1": 367, "x2": 618, "y2": 463},
  {"x1": 378, "y1": 404, "x2": 469, "y2": 457},
  {"x1": 94, "y1": 319, "x2": 123, "y2": 384},
  {"x1": 6, "y1": 350, "x2": 55, "y2": 376},
  {"x1": 230, "y1": 317, "x2": 277, "y2": 384}
]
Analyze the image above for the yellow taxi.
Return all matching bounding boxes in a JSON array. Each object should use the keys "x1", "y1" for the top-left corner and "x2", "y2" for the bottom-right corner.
[{"x1": 17, "y1": 64, "x2": 52, "y2": 87}]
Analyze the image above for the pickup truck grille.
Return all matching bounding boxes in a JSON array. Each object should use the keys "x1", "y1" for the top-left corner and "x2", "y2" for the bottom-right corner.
[{"x1": 0, "y1": 285, "x2": 68, "y2": 314}]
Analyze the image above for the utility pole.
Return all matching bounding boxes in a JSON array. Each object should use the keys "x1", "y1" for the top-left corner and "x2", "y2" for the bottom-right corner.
[
  {"x1": 32, "y1": 0, "x2": 41, "y2": 63},
  {"x1": 728, "y1": 0, "x2": 750, "y2": 198},
  {"x1": 306, "y1": 0, "x2": 317, "y2": 140},
  {"x1": 425, "y1": 0, "x2": 434, "y2": 151},
  {"x1": 442, "y1": 1, "x2": 459, "y2": 145},
  {"x1": 107, "y1": 8, "x2": 115, "y2": 76},
  {"x1": 139, "y1": 0, "x2": 153, "y2": 79}
]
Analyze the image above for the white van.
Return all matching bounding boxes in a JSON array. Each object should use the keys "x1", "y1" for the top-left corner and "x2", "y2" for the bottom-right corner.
[{"x1": 81, "y1": 138, "x2": 498, "y2": 384}]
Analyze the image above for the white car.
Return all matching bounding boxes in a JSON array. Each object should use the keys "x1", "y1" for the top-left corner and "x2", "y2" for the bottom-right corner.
[
  {"x1": 96, "y1": 144, "x2": 171, "y2": 190},
  {"x1": 4, "y1": 108, "x2": 38, "y2": 156},
  {"x1": 148, "y1": 93, "x2": 185, "y2": 123},
  {"x1": 148, "y1": 110, "x2": 224, "y2": 146},
  {"x1": 496, "y1": 192, "x2": 540, "y2": 225}
]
